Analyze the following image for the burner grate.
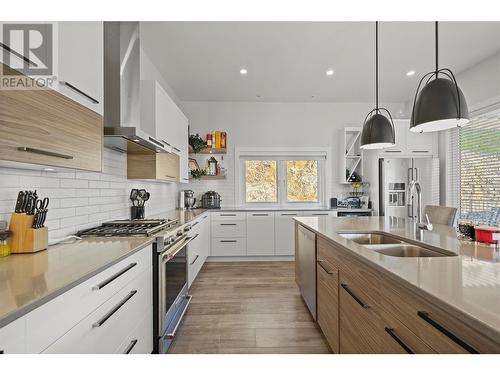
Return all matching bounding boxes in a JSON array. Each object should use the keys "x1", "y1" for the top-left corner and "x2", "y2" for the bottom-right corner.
[{"x1": 77, "y1": 218, "x2": 178, "y2": 237}]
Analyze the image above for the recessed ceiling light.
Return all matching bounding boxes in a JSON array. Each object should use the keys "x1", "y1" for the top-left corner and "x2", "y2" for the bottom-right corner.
[
  {"x1": 43, "y1": 168, "x2": 55, "y2": 172},
  {"x1": 406, "y1": 70, "x2": 416, "y2": 76},
  {"x1": 240, "y1": 68, "x2": 248, "y2": 75},
  {"x1": 133, "y1": 139, "x2": 140, "y2": 142},
  {"x1": 326, "y1": 69, "x2": 334, "y2": 76}
]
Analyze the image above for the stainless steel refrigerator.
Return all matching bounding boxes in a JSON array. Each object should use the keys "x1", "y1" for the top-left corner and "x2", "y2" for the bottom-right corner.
[{"x1": 378, "y1": 157, "x2": 440, "y2": 218}]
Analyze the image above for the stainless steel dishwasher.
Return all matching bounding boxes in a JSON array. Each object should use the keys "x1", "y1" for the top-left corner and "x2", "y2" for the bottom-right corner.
[{"x1": 295, "y1": 224, "x2": 317, "y2": 320}]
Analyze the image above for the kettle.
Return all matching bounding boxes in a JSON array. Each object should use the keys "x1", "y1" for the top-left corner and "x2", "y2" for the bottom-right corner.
[{"x1": 184, "y1": 190, "x2": 196, "y2": 209}]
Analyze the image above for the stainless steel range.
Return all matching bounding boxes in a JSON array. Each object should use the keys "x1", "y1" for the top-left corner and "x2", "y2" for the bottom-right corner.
[
  {"x1": 76, "y1": 219, "x2": 178, "y2": 237},
  {"x1": 153, "y1": 223, "x2": 197, "y2": 353}
]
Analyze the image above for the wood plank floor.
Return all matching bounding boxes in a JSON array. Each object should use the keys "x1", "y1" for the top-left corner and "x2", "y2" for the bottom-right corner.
[{"x1": 168, "y1": 261, "x2": 331, "y2": 354}]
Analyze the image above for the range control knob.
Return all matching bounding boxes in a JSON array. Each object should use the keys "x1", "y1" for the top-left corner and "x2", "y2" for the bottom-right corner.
[
  {"x1": 176, "y1": 230, "x2": 183, "y2": 237},
  {"x1": 184, "y1": 225, "x2": 191, "y2": 232}
]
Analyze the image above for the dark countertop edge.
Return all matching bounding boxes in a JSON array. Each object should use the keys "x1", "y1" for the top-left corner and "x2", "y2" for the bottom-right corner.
[
  {"x1": 295, "y1": 219, "x2": 500, "y2": 344},
  {"x1": 0, "y1": 239, "x2": 155, "y2": 329}
]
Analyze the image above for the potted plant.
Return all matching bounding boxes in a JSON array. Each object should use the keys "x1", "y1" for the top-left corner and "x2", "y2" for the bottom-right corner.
[{"x1": 189, "y1": 134, "x2": 207, "y2": 153}]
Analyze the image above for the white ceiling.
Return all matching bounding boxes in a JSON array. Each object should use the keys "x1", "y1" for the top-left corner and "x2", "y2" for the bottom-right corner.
[{"x1": 140, "y1": 22, "x2": 500, "y2": 103}]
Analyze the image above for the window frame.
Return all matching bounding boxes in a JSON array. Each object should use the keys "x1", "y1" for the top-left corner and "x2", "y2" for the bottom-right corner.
[{"x1": 236, "y1": 147, "x2": 331, "y2": 209}]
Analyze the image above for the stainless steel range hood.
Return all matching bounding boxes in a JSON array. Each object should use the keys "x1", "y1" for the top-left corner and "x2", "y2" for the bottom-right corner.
[{"x1": 103, "y1": 22, "x2": 168, "y2": 153}]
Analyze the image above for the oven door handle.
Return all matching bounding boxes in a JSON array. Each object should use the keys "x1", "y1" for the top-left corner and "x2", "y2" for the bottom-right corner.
[{"x1": 161, "y1": 233, "x2": 199, "y2": 261}]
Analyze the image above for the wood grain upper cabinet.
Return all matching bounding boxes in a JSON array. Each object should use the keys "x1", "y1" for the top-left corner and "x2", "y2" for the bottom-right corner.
[
  {"x1": 0, "y1": 64, "x2": 103, "y2": 172},
  {"x1": 316, "y1": 258, "x2": 339, "y2": 353},
  {"x1": 56, "y1": 22, "x2": 103, "y2": 115},
  {"x1": 127, "y1": 142, "x2": 179, "y2": 182}
]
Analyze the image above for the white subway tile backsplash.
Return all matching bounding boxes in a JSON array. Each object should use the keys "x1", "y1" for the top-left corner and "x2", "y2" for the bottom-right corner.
[{"x1": 0, "y1": 148, "x2": 179, "y2": 240}]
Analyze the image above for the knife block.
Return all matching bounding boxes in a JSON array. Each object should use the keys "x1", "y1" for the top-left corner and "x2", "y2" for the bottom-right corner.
[{"x1": 8, "y1": 213, "x2": 48, "y2": 253}]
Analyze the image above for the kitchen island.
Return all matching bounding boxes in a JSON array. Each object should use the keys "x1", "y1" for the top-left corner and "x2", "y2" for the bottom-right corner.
[{"x1": 294, "y1": 215, "x2": 500, "y2": 353}]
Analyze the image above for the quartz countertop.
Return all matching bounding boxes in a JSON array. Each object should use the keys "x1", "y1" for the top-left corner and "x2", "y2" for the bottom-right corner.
[
  {"x1": 294, "y1": 216, "x2": 500, "y2": 342},
  {"x1": 0, "y1": 208, "x2": 209, "y2": 328}
]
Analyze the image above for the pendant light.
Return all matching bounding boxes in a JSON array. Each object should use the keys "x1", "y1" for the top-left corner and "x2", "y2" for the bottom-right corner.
[
  {"x1": 410, "y1": 22, "x2": 469, "y2": 132},
  {"x1": 360, "y1": 22, "x2": 395, "y2": 150}
]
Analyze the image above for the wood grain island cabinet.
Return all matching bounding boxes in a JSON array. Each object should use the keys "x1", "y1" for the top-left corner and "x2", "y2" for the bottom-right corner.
[{"x1": 314, "y1": 236, "x2": 500, "y2": 354}]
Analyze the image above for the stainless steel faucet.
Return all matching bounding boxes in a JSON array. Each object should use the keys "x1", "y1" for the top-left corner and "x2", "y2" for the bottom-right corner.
[{"x1": 408, "y1": 180, "x2": 433, "y2": 231}]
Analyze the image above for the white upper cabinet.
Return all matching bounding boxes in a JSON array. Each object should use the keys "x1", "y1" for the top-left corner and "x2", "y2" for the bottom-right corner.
[
  {"x1": 141, "y1": 80, "x2": 189, "y2": 183},
  {"x1": 380, "y1": 119, "x2": 437, "y2": 156},
  {"x1": 56, "y1": 22, "x2": 104, "y2": 115}
]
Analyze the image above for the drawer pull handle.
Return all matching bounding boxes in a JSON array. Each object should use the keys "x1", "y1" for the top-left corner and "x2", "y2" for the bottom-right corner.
[
  {"x1": 17, "y1": 147, "x2": 74, "y2": 160},
  {"x1": 192, "y1": 221, "x2": 199, "y2": 227},
  {"x1": 173, "y1": 146, "x2": 181, "y2": 152},
  {"x1": 59, "y1": 81, "x2": 99, "y2": 104},
  {"x1": 417, "y1": 311, "x2": 479, "y2": 354},
  {"x1": 411, "y1": 150, "x2": 429, "y2": 153},
  {"x1": 220, "y1": 240, "x2": 237, "y2": 243},
  {"x1": 384, "y1": 327, "x2": 414, "y2": 354},
  {"x1": 93, "y1": 262, "x2": 137, "y2": 290},
  {"x1": 165, "y1": 295, "x2": 192, "y2": 339},
  {"x1": 124, "y1": 339, "x2": 138, "y2": 354},
  {"x1": 220, "y1": 223, "x2": 237, "y2": 226},
  {"x1": 161, "y1": 140, "x2": 171, "y2": 146},
  {"x1": 93, "y1": 290, "x2": 137, "y2": 328},
  {"x1": 220, "y1": 214, "x2": 236, "y2": 216},
  {"x1": 341, "y1": 283, "x2": 370, "y2": 309},
  {"x1": 165, "y1": 174, "x2": 176, "y2": 179},
  {"x1": 280, "y1": 213, "x2": 297, "y2": 216},
  {"x1": 0, "y1": 42, "x2": 38, "y2": 67},
  {"x1": 190, "y1": 255, "x2": 199, "y2": 265},
  {"x1": 252, "y1": 214, "x2": 269, "y2": 216},
  {"x1": 317, "y1": 260, "x2": 335, "y2": 275}
]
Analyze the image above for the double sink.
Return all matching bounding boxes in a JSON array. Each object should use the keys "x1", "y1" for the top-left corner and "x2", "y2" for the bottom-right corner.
[{"x1": 338, "y1": 232, "x2": 457, "y2": 258}]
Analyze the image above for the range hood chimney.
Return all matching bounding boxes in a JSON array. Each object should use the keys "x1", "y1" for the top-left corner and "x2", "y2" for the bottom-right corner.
[{"x1": 103, "y1": 22, "x2": 167, "y2": 153}]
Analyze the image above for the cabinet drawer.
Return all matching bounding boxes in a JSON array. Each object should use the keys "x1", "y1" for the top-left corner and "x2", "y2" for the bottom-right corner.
[
  {"x1": 339, "y1": 271, "x2": 425, "y2": 354},
  {"x1": 0, "y1": 317, "x2": 26, "y2": 354},
  {"x1": 211, "y1": 238, "x2": 246, "y2": 257},
  {"x1": 26, "y1": 245, "x2": 152, "y2": 353},
  {"x1": 316, "y1": 259, "x2": 339, "y2": 353},
  {"x1": 211, "y1": 220, "x2": 246, "y2": 238},
  {"x1": 0, "y1": 65, "x2": 103, "y2": 172},
  {"x1": 115, "y1": 307, "x2": 153, "y2": 354},
  {"x1": 211, "y1": 212, "x2": 246, "y2": 221},
  {"x1": 43, "y1": 268, "x2": 152, "y2": 354}
]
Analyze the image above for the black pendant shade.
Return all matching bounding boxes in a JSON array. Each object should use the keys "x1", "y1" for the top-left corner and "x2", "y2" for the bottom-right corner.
[
  {"x1": 360, "y1": 111, "x2": 395, "y2": 149},
  {"x1": 360, "y1": 21, "x2": 395, "y2": 150},
  {"x1": 410, "y1": 22, "x2": 469, "y2": 132}
]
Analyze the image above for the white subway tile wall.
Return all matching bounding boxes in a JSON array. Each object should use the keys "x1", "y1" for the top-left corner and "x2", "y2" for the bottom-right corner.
[{"x1": 0, "y1": 149, "x2": 179, "y2": 240}]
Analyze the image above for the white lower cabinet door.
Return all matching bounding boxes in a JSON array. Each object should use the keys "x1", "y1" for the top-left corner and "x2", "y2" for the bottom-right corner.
[
  {"x1": 246, "y1": 212, "x2": 275, "y2": 256},
  {"x1": 211, "y1": 238, "x2": 246, "y2": 256},
  {"x1": 115, "y1": 307, "x2": 153, "y2": 354},
  {"x1": 187, "y1": 232, "x2": 203, "y2": 288},
  {"x1": 43, "y1": 269, "x2": 152, "y2": 354},
  {"x1": 0, "y1": 317, "x2": 26, "y2": 354},
  {"x1": 275, "y1": 212, "x2": 300, "y2": 256}
]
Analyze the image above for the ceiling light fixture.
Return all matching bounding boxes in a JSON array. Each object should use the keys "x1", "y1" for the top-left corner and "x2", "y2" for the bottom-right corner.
[
  {"x1": 410, "y1": 22, "x2": 469, "y2": 132},
  {"x1": 326, "y1": 69, "x2": 334, "y2": 76},
  {"x1": 239, "y1": 68, "x2": 248, "y2": 75},
  {"x1": 406, "y1": 70, "x2": 416, "y2": 76},
  {"x1": 360, "y1": 21, "x2": 395, "y2": 150},
  {"x1": 43, "y1": 168, "x2": 55, "y2": 172}
]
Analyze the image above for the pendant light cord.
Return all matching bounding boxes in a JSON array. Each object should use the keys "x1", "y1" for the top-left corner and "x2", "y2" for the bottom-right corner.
[
  {"x1": 375, "y1": 21, "x2": 379, "y2": 111},
  {"x1": 435, "y1": 21, "x2": 439, "y2": 78}
]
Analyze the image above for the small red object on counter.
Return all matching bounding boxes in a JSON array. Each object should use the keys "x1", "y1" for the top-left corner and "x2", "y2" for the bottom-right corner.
[{"x1": 474, "y1": 226, "x2": 500, "y2": 244}]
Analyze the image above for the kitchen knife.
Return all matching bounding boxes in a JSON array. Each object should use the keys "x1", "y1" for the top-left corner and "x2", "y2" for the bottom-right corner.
[
  {"x1": 25, "y1": 194, "x2": 36, "y2": 215},
  {"x1": 14, "y1": 191, "x2": 25, "y2": 213}
]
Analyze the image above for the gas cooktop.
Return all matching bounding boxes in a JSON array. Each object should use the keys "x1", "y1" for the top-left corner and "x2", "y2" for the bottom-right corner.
[{"x1": 77, "y1": 218, "x2": 178, "y2": 237}]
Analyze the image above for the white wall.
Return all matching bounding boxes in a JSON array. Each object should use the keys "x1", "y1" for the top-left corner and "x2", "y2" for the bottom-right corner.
[
  {"x1": 183, "y1": 101, "x2": 405, "y2": 207},
  {"x1": 0, "y1": 149, "x2": 179, "y2": 240}
]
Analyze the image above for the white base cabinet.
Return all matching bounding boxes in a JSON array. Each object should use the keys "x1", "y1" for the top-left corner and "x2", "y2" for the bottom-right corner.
[
  {"x1": 210, "y1": 211, "x2": 337, "y2": 258},
  {"x1": 188, "y1": 213, "x2": 210, "y2": 288},
  {"x1": 1, "y1": 245, "x2": 153, "y2": 354},
  {"x1": 0, "y1": 317, "x2": 26, "y2": 354},
  {"x1": 246, "y1": 212, "x2": 275, "y2": 256}
]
